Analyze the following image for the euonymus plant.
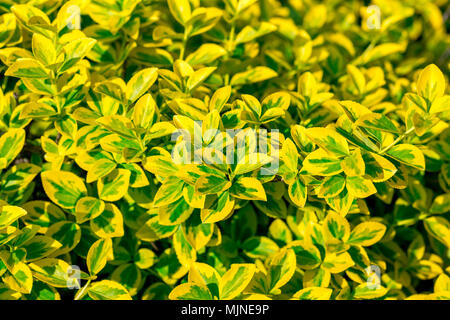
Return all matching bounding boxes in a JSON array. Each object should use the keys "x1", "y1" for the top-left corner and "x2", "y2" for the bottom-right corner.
[{"x1": 0, "y1": 0, "x2": 449, "y2": 300}]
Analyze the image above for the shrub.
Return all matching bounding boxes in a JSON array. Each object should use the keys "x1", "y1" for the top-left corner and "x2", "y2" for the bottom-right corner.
[{"x1": 0, "y1": 0, "x2": 449, "y2": 300}]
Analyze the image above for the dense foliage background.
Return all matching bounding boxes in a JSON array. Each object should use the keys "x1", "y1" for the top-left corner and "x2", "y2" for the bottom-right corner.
[{"x1": 0, "y1": 0, "x2": 449, "y2": 300}]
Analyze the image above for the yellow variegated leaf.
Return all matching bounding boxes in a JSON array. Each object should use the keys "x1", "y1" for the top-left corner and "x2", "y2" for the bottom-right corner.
[
  {"x1": 20, "y1": 102, "x2": 58, "y2": 119},
  {"x1": 186, "y1": 8, "x2": 222, "y2": 37},
  {"x1": 153, "y1": 176, "x2": 185, "y2": 207},
  {"x1": 288, "y1": 177, "x2": 307, "y2": 207},
  {"x1": 362, "y1": 152, "x2": 397, "y2": 182},
  {"x1": 435, "y1": 274, "x2": 450, "y2": 292},
  {"x1": 269, "y1": 219, "x2": 293, "y2": 244},
  {"x1": 97, "y1": 169, "x2": 130, "y2": 202},
  {"x1": 318, "y1": 175, "x2": 346, "y2": 198},
  {"x1": 347, "y1": 222, "x2": 386, "y2": 246},
  {"x1": 21, "y1": 201, "x2": 66, "y2": 233},
  {"x1": 45, "y1": 221, "x2": 81, "y2": 255},
  {"x1": 173, "y1": 227, "x2": 196, "y2": 267},
  {"x1": 267, "y1": 249, "x2": 296, "y2": 292},
  {"x1": 94, "y1": 80, "x2": 126, "y2": 103},
  {"x1": 136, "y1": 216, "x2": 178, "y2": 242},
  {"x1": 325, "y1": 189, "x2": 354, "y2": 217},
  {"x1": 202, "y1": 109, "x2": 220, "y2": 143},
  {"x1": 235, "y1": 22, "x2": 277, "y2": 44},
  {"x1": 209, "y1": 86, "x2": 231, "y2": 112},
  {"x1": 86, "y1": 159, "x2": 117, "y2": 183},
  {"x1": 347, "y1": 64, "x2": 366, "y2": 95},
  {"x1": 160, "y1": 197, "x2": 194, "y2": 226},
  {"x1": 424, "y1": 217, "x2": 450, "y2": 248},
  {"x1": 410, "y1": 260, "x2": 443, "y2": 280},
  {"x1": 386, "y1": 144, "x2": 425, "y2": 171},
  {"x1": 195, "y1": 174, "x2": 231, "y2": 195},
  {"x1": 0, "y1": 128, "x2": 26, "y2": 169},
  {"x1": 305, "y1": 127, "x2": 349, "y2": 157},
  {"x1": 417, "y1": 64, "x2": 445, "y2": 102},
  {"x1": 59, "y1": 37, "x2": 96, "y2": 73},
  {"x1": 167, "y1": 0, "x2": 191, "y2": 26},
  {"x1": 173, "y1": 60, "x2": 194, "y2": 78},
  {"x1": 233, "y1": 153, "x2": 273, "y2": 176},
  {"x1": 143, "y1": 155, "x2": 179, "y2": 179},
  {"x1": 5, "y1": 58, "x2": 49, "y2": 78},
  {"x1": 346, "y1": 176, "x2": 376, "y2": 198},
  {"x1": 169, "y1": 283, "x2": 212, "y2": 300},
  {"x1": 303, "y1": 268, "x2": 331, "y2": 288},
  {"x1": 90, "y1": 203, "x2": 124, "y2": 238},
  {"x1": 354, "y1": 43, "x2": 405, "y2": 65},
  {"x1": 230, "y1": 67, "x2": 278, "y2": 86},
  {"x1": 201, "y1": 192, "x2": 235, "y2": 223},
  {"x1": 0, "y1": 284, "x2": 22, "y2": 300},
  {"x1": 355, "y1": 113, "x2": 399, "y2": 133},
  {"x1": 0, "y1": 251, "x2": 33, "y2": 294},
  {"x1": 262, "y1": 92, "x2": 291, "y2": 111},
  {"x1": 220, "y1": 264, "x2": 255, "y2": 300},
  {"x1": 300, "y1": 148, "x2": 343, "y2": 176},
  {"x1": 281, "y1": 138, "x2": 299, "y2": 174},
  {"x1": 429, "y1": 95, "x2": 450, "y2": 114},
  {"x1": 87, "y1": 238, "x2": 113, "y2": 275},
  {"x1": 260, "y1": 108, "x2": 285, "y2": 123},
  {"x1": 30, "y1": 258, "x2": 86, "y2": 288},
  {"x1": 408, "y1": 234, "x2": 425, "y2": 262},
  {"x1": 323, "y1": 212, "x2": 350, "y2": 243},
  {"x1": 322, "y1": 252, "x2": 354, "y2": 273},
  {"x1": 41, "y1": 171, "x2": 87, "y2": 209},
  {"x1": 186, "y1": 44, "x2": 227, "y2": 66},
  {"x1": 21, "y1": 236, "x2": 62, "y2": 262},
  {"x1": 338, "y1": 101, "x2": 371, "y2": 121},
  {"x1": 126, "y1": 68, "x2": 158, "y2": 105},
  {"x1": 97, "y1": 115, "x2": 135, "y2": 138},
  {"x1": 183, "y1": 184, "x2": 206, "y2": 209},
  {"x1": 286, "y1": 240, "x2": 321, "y2": 269},
  {"x1": 298, "y1": 72, "x2": 317, "y2": 97},
  {"x1": 111, "y1": 263, "x2": 142, "y2": 296},
  {"x1": 135, "y1": 249, "x2": 157, "y2": 269},
  {"x1": 353, "y1": 283, "x2": 388, "y2": 299},
  {"x1": 292, "y1": 287, "x2": 333, "y2": 300},
  {"x1": 183, "y1": 216, "x2": 214, "y2": 250},
  {"x1": 121, "y1": 163, "x2": 150, "y2": 188},
  {"x1": 11, "y1": 4, "x2": 51, "y2": 33},
  {"x1": 188, "y1": 262, "x2": 220, "y2": 298},
  {"x1": 88, "y1": 280, "x2": 132, "y2": 300},
  {"x1": 187, "y1": 67, "x2": 216, "y2": 91},
  {"x1": 0, "y1": 206, "x2": 27, "y2": 229},
  {"x1": 429, "y1": 194, "x2": 450, "y2": 214},
  {"x1": 32, "y1": 33, "x2": 56, "y2": 66},
  {"x1": 132, "y1": 94, "x2": 156, "y2": 129},
  {"x1": 230, "y1": 177, "x2": 266, "y2": 201}
]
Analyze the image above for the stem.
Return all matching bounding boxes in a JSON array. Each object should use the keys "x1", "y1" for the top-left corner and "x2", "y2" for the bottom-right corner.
[
  {"x1": 74, "y1": 278, "x2": 92, "y2": 300},
  {"x1": 223, "y1": 18, "x2": 237, "y2": 84},
  {"x1": 351, "y1": 33, "x2": 382, "y2": 65},
  {"x1": 259, "y1": 0, "x2": 269, "y2": 21},
  {"x1": 224, "y1": 74, "x2": 230, "y2": 86},
  {"x1": 227, "y1": 19, "x2": 236, "y2": 53},
  {"x1": 180, "y1": 32, "x2": 189, "y2": 60},
  {"x1": 380, "y1": 126, "x2": 415, "y2": 154},
  {"x1": 296, "y1": 104, "x2": 304, "y2": 124}
]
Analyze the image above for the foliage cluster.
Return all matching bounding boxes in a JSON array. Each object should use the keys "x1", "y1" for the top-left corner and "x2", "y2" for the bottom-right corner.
[{"x1": 0, "y1": 0, "x2": 449, "y2": 300}]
